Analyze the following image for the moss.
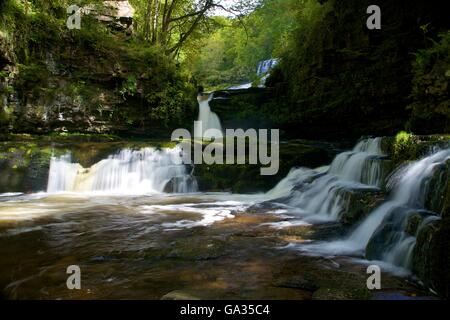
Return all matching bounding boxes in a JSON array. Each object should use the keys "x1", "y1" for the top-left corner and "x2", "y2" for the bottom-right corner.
[
  {"x1": 1, "y1": 0, "x2": 197, "y2": 136},
  {"x1": 392, "y1": 131, "x2": 417, "y2": 163},
  {"x1": 384, "y1": 132, "x2": 450, "y2": 166}
]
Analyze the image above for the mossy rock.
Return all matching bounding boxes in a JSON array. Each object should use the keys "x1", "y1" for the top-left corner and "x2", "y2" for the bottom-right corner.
[
  {"x1": 424, "y1": 159, "x2": 450, "y2": 216},
  {"x1": 412, "y1": 218, "x2": 449, "y2": 298},
  {"x1": 194, "y1": 139, "x2": 337, "y2": 193},
  {"x1": 340, "y1": 188, "x2": 385, "y2": 225},
  {"x1": 23, "y1": 149, "x2": 52, "y2": 192}
]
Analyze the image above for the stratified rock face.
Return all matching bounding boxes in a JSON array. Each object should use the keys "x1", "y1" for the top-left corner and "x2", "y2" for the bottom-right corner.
[{"x1": 0, "y1": 31, "x2": 17, "y2": 132}]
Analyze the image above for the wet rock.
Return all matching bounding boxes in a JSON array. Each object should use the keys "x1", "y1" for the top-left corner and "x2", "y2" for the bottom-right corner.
[
  {"x1": 340, "y1": 188, "x2": 385, "y2": 225},
  {"x1": 312, "y1": 287, "x2": 371, "y2": 300},
  {"x1": 272, "y1": 275, "x2": 319, "y2": 292},
  {"x1": 405, "y1": 214, "x2": 423, "y2": 236},
  {"x1": 411, "y1": 156, "x2": 450, "y2": 297},
  {"x1": 424, "y1": 159, "x2": 450, "y2": 216},
  {"x1": 163, "y1": 175, "x2": 197, "y2": 193},
  {"x1": 309, "y1": 222, "x2": 348, "y2": 240},
  {"x1": 167, "y1": 237, "x2": 227, "y2": 261},
  {"x1": 246, "y1": 201, "x2": 288, "y2": 214},
  {"x1": 413, "y1": 217, "x2": 450, "y2": 298},
  {"x1": 23, "y1": 151, "x2": 51, "y2": 192},
  {"x1": 365, "y1": 206, "x2": 408, "y2": 260},
  {"x1": 161, "y1": 290, "x2": 202, "y2": 300},
  {"x1": 371, "y1": 291, "x2": 439, "y2": 300},
  {"x1": 366, "y1": 208, "x2": 436, "y2": 261}
]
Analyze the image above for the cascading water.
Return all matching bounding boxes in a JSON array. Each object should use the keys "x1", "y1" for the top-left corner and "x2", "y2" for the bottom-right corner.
[
  {"x1": 268, "y1": 138, "x2": 389, "y2": 222},
  {"x1": 328, "y1": 138, "x2": 387, "y2": 186},
  {"x1": 299, "y1": 147, "x2": 450, "y2": 271},
  {"x1": 256, "y1": 59, "x2": 278, "y2": 76},
  {"x1": 347, "y1": 149, "x2": 450, "y2": 266},
  {"x1": 195, "y1": 93, "x2": 223, "y2": 139},
  {"x1": 47, "y1": 146, "x2": 198, "y2": 194},
  {"x1": 227, "y1": 58, "x2": 279, "y2": 90}
]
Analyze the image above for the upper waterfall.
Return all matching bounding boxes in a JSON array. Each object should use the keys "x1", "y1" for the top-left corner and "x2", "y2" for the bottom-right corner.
[
  {"x1": 47, "y1": 146, "x2": 198, "y2": 194},
  {"x1": 256, "y1": 59, "x2": 278, "y2": 76}
]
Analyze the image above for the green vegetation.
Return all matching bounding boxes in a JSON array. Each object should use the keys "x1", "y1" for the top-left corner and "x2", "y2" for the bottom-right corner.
[
  {"x1": 190, "y1": 0, "x2": 299, "y2": 90},
  {"x1": 407, "y1": 31, "x2": 450, "y2": 134},
  {"x1": 0, "y1": 0, "x2": 449, "y2": 139},
  {"x1": 0, "y1": 0, "x2": 198, "y2": 135},
  {"x1": 259, "y1": 0, "x2": 449, "y2": 139},
  {"x1": 392, "y1": 131, "x2": 416, "y2": 163}
]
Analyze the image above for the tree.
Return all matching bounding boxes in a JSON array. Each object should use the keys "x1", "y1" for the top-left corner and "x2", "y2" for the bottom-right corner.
[{"x1": 132, "y1": 0, "x2": 261, "y2": 56}]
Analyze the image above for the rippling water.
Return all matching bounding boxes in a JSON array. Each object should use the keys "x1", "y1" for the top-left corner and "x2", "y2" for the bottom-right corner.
[
  {"x1": 0, "y1": 137, "x2": 438, "y2": 299},
  {"x1": 0, "y1": 192, "x2": 273, "y2": 299}
]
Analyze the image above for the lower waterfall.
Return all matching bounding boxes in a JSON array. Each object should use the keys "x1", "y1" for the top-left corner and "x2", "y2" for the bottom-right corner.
[
  {"x1": 295, "y1": 147, "x2": 450, "y2": 271},
  {"x1": 47, "y1": 146, "x2": 198, "y2": 194},
  {"x1": 347, "y1": 148, "x2": 450, "y2": 267}
]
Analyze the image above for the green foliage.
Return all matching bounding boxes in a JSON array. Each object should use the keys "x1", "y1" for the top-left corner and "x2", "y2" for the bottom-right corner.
[
  {"x1": 392, "y1": 131, "x2": 417, "y2": 163},
  {"x1": 120, "y1": 75, "x2": 138, "y2": 98},
  {"x1": 407, "y1": 32, "x2": 450, "y2": 134},
  {"x1": 16, "y1": 62, "x2": 49, "y2": 89},
  {"x1": 190, "y1": 0, "x2": 300, "y2": 89},
  {"x1": 1, "y1": 0, "x2": 197, "y2": 136},
  {"x1": 261, "y1": 0, "x2": 450, "y2": 139}
]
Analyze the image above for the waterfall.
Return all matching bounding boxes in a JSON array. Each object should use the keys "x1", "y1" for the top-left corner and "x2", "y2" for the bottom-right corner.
[
  {"x1": 301, "y1": 147, "x2": 450, "y2": 271},
  {"x1": 256, "y1": 59, "x2": 278, "y2": 76},
  {"x1": 328, "y1": 137, "x2": 386, "y2": 186},
  {"x1": 228, "y1": 58, "x2": 279, "y2": 90},
  {"x1": 345, "y1": 148, "x2": 450, "y2": 266},
  {"x1": 195, "y1": 93, "x2": 223, "y2": 139},
  {"x1": 267, "y1": 166, "x2": 328, "y2": 199},
  {"x1": 268, "y1": 138, "x2": 388, "y2": 221},
  {"x1": 47, "y1": 146, "x2": 198, "y2": 194}
]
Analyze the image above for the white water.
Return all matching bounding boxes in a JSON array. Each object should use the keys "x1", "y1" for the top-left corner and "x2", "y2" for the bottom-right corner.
[
  {"x1": 349, "y1": 150, "x2": 450, "y2": 246},
  {"x1": 256, "y1": 59, "x2": 278, "y2": 76},
  {"x1": 301, "y1": 148, "x2": 450, "y2": 270},
  {"x1": 228, "y1": 83, "x2": 252, "y2": 90},
  {"x1": 329, "y1": 138, "x2": 386, "y2": 186},
  {"x1": 195, "y1": 94, "x2": 223, "y2": 139},
  {"x1": 228, "y1": 59, "x2": 279, "y2": 90},
  {"x1": 267, "y1": 138, "x2": 387, "y2": 222},
  {"x1": 47, "y1": 146, "x2": 198, "y2": 194}
]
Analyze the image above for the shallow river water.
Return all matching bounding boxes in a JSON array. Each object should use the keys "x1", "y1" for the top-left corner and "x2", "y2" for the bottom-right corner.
[{"x1": 0, "y1": 191, "x2": 433, "y2": 300}]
